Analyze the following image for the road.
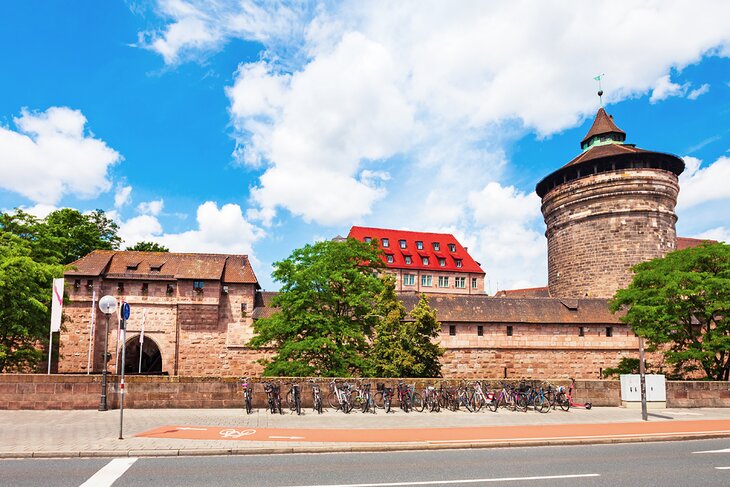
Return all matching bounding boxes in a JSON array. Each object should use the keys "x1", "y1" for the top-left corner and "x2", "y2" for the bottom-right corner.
[{"x1": 3, "y1": 438, "x2": 730, "y2": 487}]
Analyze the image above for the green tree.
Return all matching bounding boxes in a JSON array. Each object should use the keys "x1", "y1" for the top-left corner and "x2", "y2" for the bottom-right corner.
[
  {"x1": 405, "y1": 293, "x2": 444, "y2": 377},
  {"x1": 611, "y1": 242, "x2": 730, "y2": 380},
  {"x1": 0, "y1": 208, "x2": 121, "y2": 264},
  {"x1": 0, "y1": 234, "x2": 63, "y2": 372},
  {"x1": 249, "y1": 238, "x2": 384, "y2": 377},
  {"x1": 126, "y1": 241, "x2": 169, "y2": 252}
]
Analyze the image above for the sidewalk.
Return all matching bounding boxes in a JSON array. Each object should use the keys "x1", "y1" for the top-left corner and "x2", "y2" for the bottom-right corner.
[{"x1": 2, "y1": 407, "x2": 730, "y2": 459}]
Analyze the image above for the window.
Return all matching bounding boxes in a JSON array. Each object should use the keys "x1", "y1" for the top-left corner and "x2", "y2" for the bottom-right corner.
[
  {"x1": 166, "y1": 283, "x2": 175, "y2": 295},
  {"x1": 403, "y1": 274, "x2": 415, "y2": 286},
  {"x1": 455, "y1": 259, "x2": 463, "y2": 268},
  {"x1": 241, "y1": 303, "x2": 248, "y2": 317},
  {"x1": 387, "y1": 255, "x2": 394, "y2": 264},
  {"x1": 438, "y1": 258, "x2": 446, "y2": 267},
  {"x1": 579, "y1": 327, "x2": 585, "y2": 337},
  {"x1": 150, "y1": 265, "x2": 163, "y2": 273},
  {"x1": 506, "y1": 325, "x2": 513, "y2": 336},
  {"x1": 471, "y1": 277, "x2": 478, "y2": 288},
  {"x1": 117, "y1": 282, "x2": 124, "y2": 293},
  {"x1": 449, "y1": 325, "x2": 456, "y2": 336},
  {"x1": 364, "y1": 236, "x2": 372, "y2": 243},
  {"x1": 382, "y1": 238, "x2": 389, "y2": 247},
  {"x1": 126, "y1": 264, "x2": 138, "y2": 271},
  {"x1": 422, "y1": 256, "x2": 429, "y2": 266},
  {"x1": 605, "y1": 326, "x2": 613, "y2": 337},
  {"x1": 448, "y1": 243, "x2": 456, "y2": 252},
  {"x1": 477, "y1": 325, "x2": 483, "y2": 336},
  {"x1": 455, "y1": 277, "x2": 466, "y2": 288},
  {"x1": 416, "y1": 241, "x2": 423, "y2": 250},
  {"x1": 86, "y1": 279, "x2": 94, "y2": 289},
  {"x1": 142, "y1": 283, "x2": 149, "y2": 295},
  {"x1": 438, "y1": 276, "x2": 449, "y2": 287},
  {"x1": 432, "y1": 242, "x2": 440, "y2": 251},
  {"x1": 74, "y1": 279, "x2": 81, "y2": 289},
  {"x1": 193, "y1": 280, "x2": 204, "y2": 292},
  {"x1": 421, "y1": 275, "x2": 432, "y2": 287},
  {"x1": 404, "y1": 256, "x2": 412, "y2": 265},
  {"x1": 399, "y1": 239, "x2": 407, "y2": 249}
]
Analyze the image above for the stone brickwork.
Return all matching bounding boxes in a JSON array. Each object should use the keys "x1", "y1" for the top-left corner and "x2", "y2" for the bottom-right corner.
[{"x1": 541, "y1": 168, "x2": 680, "y2": 298}]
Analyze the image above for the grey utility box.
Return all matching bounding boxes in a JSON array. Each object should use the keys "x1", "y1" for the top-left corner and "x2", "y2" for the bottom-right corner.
[{"x1": 620, "y1": 374, "x2": 666, "y2": 408}]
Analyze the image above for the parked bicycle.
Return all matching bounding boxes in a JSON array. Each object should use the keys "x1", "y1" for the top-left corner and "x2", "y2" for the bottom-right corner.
[
  {"x1": 263, "y1": 381, "x2": 283, "y2": 414},
  {"x1": 241, "y1": 377, "x2": 253, "y2": 414},
  {"x1": 311, "y1": 380, "x2": 323, "y2": 414},
  {"x1": 286, "y1": 381, "x2": 302, "y2": 415}
]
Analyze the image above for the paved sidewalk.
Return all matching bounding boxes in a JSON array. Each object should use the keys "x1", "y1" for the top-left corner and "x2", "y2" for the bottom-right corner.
[{"x1": 2, "y1": 407, "x2": 730, "y2": 458}]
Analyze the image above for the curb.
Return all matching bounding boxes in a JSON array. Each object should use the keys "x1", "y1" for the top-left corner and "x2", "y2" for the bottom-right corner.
[{"x1": 2, "y1": 431, "x2": 730, "y2": 459}]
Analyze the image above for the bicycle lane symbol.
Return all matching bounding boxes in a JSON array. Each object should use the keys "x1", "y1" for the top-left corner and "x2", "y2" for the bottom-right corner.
[{"x1": 218, "y1": 428, "x2": 257, "y2": 439}]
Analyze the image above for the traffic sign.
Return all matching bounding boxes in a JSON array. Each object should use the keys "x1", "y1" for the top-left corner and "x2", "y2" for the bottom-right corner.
[{"x1": 122, "y1": 302, "x2": 131, "y2": 320}]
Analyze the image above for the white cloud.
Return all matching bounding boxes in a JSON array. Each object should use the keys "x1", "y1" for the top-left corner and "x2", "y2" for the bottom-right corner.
[
  {"x1": 0, "y1": 107, "x2": 122, "y2": 205},
  {"x1": 13, "y1": 203, "x2": 59, "y2": 219},
  {"x1": 687, "y1": 83, "x2": 710, "y2": 100},
  {"x1": 692, "y1": 226, "x2": 730, "y2": 243},
  {"x1": 678, "y1": 155, "x2": 730, "y2": 209},
  {"x1": 118, "y1": 201, "x2": 264, "y2": 256},
  {"x1": 114, "y1": 185, "x2": 133, "y2": 208},
  {"x1": 649, "y1": 74, "x2": 690, "y2": 103},
  {"x1": 137, "y1": 199, "x2": 164, "y2": 216}
]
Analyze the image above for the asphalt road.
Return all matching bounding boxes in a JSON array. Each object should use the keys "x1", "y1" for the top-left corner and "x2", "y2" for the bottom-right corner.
[{"x1": 3, "y1": 438, "x2": 730, "y2": 487}]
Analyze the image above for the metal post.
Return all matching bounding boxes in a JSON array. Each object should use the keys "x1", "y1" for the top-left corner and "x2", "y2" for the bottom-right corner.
[
  {"x1": 47, "y1": 329, "x2": 53, "y2": 375},
  {"x1": 99, "y1": 313, "x2": 110, "y2": 411},
  {"x1": 119, "y1": 322, "x2": 126, "y2": 439},
  {"x1": 639, "y1": 336, "x2": 648, "y2": 421}
]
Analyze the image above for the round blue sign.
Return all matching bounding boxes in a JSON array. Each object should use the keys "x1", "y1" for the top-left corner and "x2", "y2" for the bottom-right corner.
[{"x1": 122, "y1": 302, "x2": 131, "y2": 320}]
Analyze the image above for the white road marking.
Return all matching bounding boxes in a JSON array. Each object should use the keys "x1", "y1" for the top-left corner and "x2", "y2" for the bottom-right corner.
[
  {"x1": 430, "y1": 429, "x2": 730, "y2": 444},
  {"x1": 176, "y1": 427, "x2": 208, "y2": 431},
  {"x1": 79, "y1": 458, "x2": 137, "y2": 487},
  {"x1": 715, "y1": 467, "x2": 730, "y2": 470},
  {"x1": 281, "y1": 473, "x2": 600, "y2": 487},
  {"x1": 269, "y1": 435, "x2": 305, "y2": 439},
  {"x1": 693, "y1": 447, "x2": 730, "y2": 454},
  {"x1": 669, "y1": 412, "x2": 703, "y2": 416}
]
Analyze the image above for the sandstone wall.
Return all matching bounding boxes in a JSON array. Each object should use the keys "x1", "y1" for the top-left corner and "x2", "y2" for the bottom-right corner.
[{"x1": 541, "y1": 168, "x2": 680, "y2": 298}]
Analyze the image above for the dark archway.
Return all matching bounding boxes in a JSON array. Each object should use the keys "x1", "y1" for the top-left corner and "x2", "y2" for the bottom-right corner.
[{"x1": 124, "y1": 336, "x2": 163, "y2": 374}]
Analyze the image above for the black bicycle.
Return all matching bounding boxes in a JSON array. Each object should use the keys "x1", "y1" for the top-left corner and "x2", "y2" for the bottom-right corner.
[
  {"x1": 286, "y1": 382, "x2": 302, "y2": 415},
  {"x1": 263, "y1": 381, "x2": 283, "y2": 414},
  {"x1": 311, "y1": 381, "x2": 323, "y2": 414},
  {"x1": 241, "y1": 377, "x2": 253, "y2": 414}
]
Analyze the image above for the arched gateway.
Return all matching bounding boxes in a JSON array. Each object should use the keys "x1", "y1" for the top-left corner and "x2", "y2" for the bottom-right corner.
[{"x1": 123, "y1": 336, "x2": 163, "y2": 374}]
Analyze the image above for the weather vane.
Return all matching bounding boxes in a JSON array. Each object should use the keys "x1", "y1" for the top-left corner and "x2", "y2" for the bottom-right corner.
[{"x1": 594, "y1": 74, "x2": 605, "y2": 107}]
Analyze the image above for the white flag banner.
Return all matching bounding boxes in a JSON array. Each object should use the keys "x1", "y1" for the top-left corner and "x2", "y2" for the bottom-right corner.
[
  {"x1": 50, "y1": 278, "x2": 64, "y2": 332},
  {"x1": 140, "y1": 309, "x2": 146, "y2": 344}
]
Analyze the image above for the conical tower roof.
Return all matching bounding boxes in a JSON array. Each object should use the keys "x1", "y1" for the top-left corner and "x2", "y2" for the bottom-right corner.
[{"x1": 580, "y1": 107, "x2": 626, "y2": 149}]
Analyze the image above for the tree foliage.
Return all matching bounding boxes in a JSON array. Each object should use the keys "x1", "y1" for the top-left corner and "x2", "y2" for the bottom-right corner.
[
  {"x1": 249, "y1": 238, "x2": 385, "y2": 377},
  {"x1": 126, "y1": 241, "x2": 169, "y2": 252},
  {"x1": 611, "y1": 242, "x2": 730, "y2": 380},
  {"x1": 369, "y1": 279, "x2": 444, "y2": 377},
  {"x1": 0, "y1": 207, "x2": 121, "y2": 372},
  {"x1": 0, "y1": 234, "x2": 63, "y2": 372}
]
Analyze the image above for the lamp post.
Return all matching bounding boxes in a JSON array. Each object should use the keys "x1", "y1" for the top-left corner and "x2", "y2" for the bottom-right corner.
[{"x1": 98, "y1": 295, "x2": 117, "y2": 411}]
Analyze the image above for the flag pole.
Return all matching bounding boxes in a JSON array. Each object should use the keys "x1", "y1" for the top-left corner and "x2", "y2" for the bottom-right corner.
[
  {"x1": 47, "y1": 328, "x2": 53, "y2": 375},
  {"x1": 138, "y1": 310, "x2": 145, "y2": 373},
  {"x1": 87, "y1": 290, "x2": 96, "y2": 374}
]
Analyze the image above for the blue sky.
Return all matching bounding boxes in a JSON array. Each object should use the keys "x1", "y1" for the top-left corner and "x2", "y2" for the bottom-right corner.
[{"x1": 1, "y1": 1, "x2": 729, "y2": 292}]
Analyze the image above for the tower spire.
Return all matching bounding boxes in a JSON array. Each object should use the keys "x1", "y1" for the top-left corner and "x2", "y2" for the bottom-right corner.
[{"x1": 594, "y1": 74, "x2": 605, "y2": 107}]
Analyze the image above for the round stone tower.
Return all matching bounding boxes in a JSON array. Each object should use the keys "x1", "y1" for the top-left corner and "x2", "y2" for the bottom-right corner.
[{"x1": 535, "y1": 107, "x2": 684, "y2": 299}]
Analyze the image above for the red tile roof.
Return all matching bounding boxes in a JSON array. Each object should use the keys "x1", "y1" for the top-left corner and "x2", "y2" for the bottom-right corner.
[
  {"x1": 580, "y1": 107, "x2": 626, "y2": 146},
  {"x1": 676, "y1": 236, "x2": 717, "y2": 250},
  {"x1": 348, "y1": 226, "x2": 485, "y2": 275},
  {"x1": 65, "y1": 250, "x2": 258, "y2": 285}
]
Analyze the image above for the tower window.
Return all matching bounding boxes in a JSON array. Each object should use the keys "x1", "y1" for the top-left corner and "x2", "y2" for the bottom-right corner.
[
  {"x1": 579, "y1": 327, "x2": 585, "y2": 337},
  {"x1": 472, "y1": 277, "x2": 478, "y2": 288},
  {"x1": 449, "y1": 325, "x2": 456, "y2": 336},
  {"x1": 142, "y1": 283, "x2": 149, "y2": 295},
  {"x1": 606, "y1": 327, "x2": 613, "y2": 337},
  {"x1": 117, "y1": 282, "x2": 124, "y2": 293},
  {"x1": 477, "y1": 325, "x2": 483, "y2": 336},
  {"x1": 506, "y1": 326, "x2": 513, "y2": 337},
  {"x1": 166, "y1": 283, "x2": 175, "y2": 295}
]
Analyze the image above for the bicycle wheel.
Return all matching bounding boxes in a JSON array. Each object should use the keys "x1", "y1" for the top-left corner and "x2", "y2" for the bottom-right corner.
[
  {"x1": 286, "y1": 391, "x2": 295, "y2": 412},
  {"x1": 559, "y1": 393, "x2": 571, "y2": 411},
  {"x1": 374, "y1": 391, "x2": 384, "y2": 409},
  {"x1": 534, "y1": 395, "x2": 548, "y2": 413},
  {"x1": 487, "y1": 396, "x2": 498, "y2": 412},
  {"x1": 295, "y1": 395, "x2": 301, "y2": 416},
  {"x1": 327, "y1": 392, "x2": 340, "y2": 411},
  {"x1": 412, "y1": 392, "x2": 424, "y2": 412},
  {"x1": 471, "y1": 395, "x2": 483, "y2": 412},
  {"x1": 459, "y1": 391, "x2": 473, "y2": 412},
  {"x1": 350, "y1": 392, "x2": 363, "y2": 413},
  {"x1": 384, "y1": 394, "x2": 392, "y2": 413},
  {"x1": 314, "y1": 395, "x2": 323, "y2": 414}
]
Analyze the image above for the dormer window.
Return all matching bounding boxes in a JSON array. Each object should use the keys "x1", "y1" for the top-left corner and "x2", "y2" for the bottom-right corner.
[
  {"x1": 455, "y1": 259, "x2": 463, "y2": 268},
  {"x1": 422, "y1": 257, "x2": 429, "y2": 266},
  {"x1": 399, "y1": 239, "x2": 407, "y2": 249},
  {"x1": 150, "y1": 265, "x2": 163, "y2": 273},
  {"x1": 126, "y1": 264, "x2": 138, "y2": 271},
  {"x1": 382, "y1": 238, "x2": 389, "y2": 248},
  {"x1": 438, "y1": 258, "x2": 446, "y2": 267},
  {"x1": 386, "y1": 255, "x2": 394, "y2": 264},
  {"x1": 432, "y1": 242, "x2": 440, "y2": 251},
  {"x1": 416, "y1": 241, "x2": 423, "y2": 250},
  {"x1": 404, "y1": 256, "x2": 412, "y2": 265},
  {"x1": 364, "y1": 237, "x2": 372, "y2": 243},
  {"x1": 448, "y1": 243, "x2": 456, "y2": 252}
]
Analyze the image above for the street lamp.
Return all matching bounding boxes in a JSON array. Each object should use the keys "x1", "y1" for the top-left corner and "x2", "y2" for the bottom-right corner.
[{"x1": 98, "y1": 295, "x2": 117, "y2": 411}]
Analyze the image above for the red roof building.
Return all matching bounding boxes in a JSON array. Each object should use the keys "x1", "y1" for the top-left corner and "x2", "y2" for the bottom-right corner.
[{"x1": 348, "y1": 226, "x2": 486, "y2": 295}]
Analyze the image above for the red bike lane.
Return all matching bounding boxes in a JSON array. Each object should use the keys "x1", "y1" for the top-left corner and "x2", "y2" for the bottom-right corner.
[{"x1": 135, "y1": 419, "x2": 730, "y2": 445}]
